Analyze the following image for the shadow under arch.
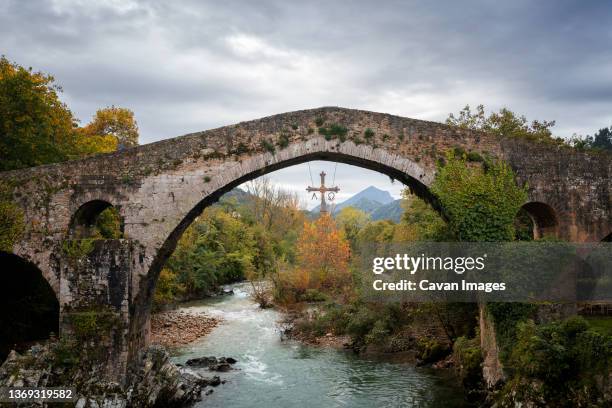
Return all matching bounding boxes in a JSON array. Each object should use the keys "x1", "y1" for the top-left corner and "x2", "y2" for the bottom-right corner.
[
  {"x1": 518, "y1": 201, "x2": 559, "y2": 239},
  {"x1": 602, "y1": 233, "x2": 612, "y2": 242},
  {"x1": 0, "y1": 251, "x2": 59, "y2": 363}
]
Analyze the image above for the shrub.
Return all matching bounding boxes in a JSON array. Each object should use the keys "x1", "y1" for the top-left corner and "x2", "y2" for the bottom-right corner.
[
  {"x1": 498, "y1": 316, "x2": 612, "y2": 406},
  {"x1": 453, "y1": 336, "x2": 483, "y2": 388},
  {"x1": 346, "y1": 306, "x2": 377, "y2": 340},
  {"x1": 466, "y1": 151, "x2": 483, "y2": 162},
  {"x1": 278, "y1": 133, "x2": 290, "y2": 148},
  {"x1": 487, "y1": 302, "x2": 537, "y2": 362},
  {"x1": 364, "y1": 128, "x2": 375, "y2": 140},
  {"x1": 416, "y1": 337, "x2": 448, "y2": 363},
  {"x1": 453, "y1": 146, "x2": 466, "y2": 157},
  {"x1": 301, "y1": 288, "x2": 328, "y2": 302},
  {"x1": 261, "y1": 139, "x2": 276, "y2": 154},
  {"x1": 365, "y1": 319, "x2": 390, "y2": 345}
]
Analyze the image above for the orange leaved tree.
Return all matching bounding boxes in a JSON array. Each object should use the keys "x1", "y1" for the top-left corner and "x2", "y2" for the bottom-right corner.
[{"x1": 295, "y1": 214, "x2": 351, "y2": 292}]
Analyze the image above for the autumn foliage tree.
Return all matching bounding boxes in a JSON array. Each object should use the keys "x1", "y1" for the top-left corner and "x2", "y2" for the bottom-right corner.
[
  {"x1": 82, "y1": 106, "x2": 139, "y2": 149},
  {"x1": 274, "y1": 214, "x2": 351, "y2": 304},
  {"x1": 0, "y1": 56, "x2": 83, "y2": 170},
  {"x1": 0, "y1": 56, "x2": 137, "y2": 171}
]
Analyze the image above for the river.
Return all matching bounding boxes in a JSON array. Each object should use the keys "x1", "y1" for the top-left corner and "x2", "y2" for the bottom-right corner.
[{"x1": 172, "y1": 283, "x2": 471, "y2": 408}]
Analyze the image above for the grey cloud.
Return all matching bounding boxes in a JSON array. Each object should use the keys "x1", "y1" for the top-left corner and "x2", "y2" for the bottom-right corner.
[{"x1": 1, "y1": 0, "x2": 611, "y2": 142}]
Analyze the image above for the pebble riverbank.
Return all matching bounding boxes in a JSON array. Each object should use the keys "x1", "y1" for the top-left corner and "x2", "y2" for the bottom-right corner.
[{"x1": 151, "y1": 310, "x2": 221, "y2": 348}]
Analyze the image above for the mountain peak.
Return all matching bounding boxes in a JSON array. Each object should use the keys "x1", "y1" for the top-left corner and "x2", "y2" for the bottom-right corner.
[
  {"x1": 312, "y1": 186, "x2": 396, "y2": 214},
  {"x1": 349, "y1": 186, "x2": 395, "y2": 205}
]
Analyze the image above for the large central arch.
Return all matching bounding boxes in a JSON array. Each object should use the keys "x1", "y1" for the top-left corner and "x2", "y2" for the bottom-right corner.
[
  {"x1": 149, "y1": 148, "x2": 435, "y2": 282},
  {"x1": 127, "y1": 142, "x2": 436, "y2": 355}
]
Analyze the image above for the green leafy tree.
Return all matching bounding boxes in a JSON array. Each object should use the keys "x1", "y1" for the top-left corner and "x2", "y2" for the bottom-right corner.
[
  {"x1": 446, "y1": 104, "x2": 558, "y2": 143},
  {"x1": 336, "y1": 207, "x2": 370, "y2": 250},
  {"x1": 94, "y1": 207, "x2": 122, "y2": 239},
  {"x1": 431, "y1": 154, "x2": 528, "y2": 242},
  {"x1": 500, "y1": 317, "x2": 612, "y2": 406},
  {"x1": 399, "y1": 191, "x2": 450, "y2": 241},
  {"x1": 356, "y1": 219, "x2": 396, "y2": 244},
  {"x1": 0, "y1": 56, "x2": 81, "y2": 170},
  {"x1": 570, "y1": 126, "x2": 612, "y2": 151}
]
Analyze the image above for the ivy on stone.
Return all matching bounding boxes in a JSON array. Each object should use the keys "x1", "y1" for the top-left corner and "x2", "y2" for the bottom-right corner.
[{"x1": 431, "y1": 154, "x2": 528, "y2": 242}]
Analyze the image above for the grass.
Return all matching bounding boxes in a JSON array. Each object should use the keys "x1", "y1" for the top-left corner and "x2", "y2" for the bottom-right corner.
[{"x1": 585, "y1": 316, "x2": 612, "y2": 336}]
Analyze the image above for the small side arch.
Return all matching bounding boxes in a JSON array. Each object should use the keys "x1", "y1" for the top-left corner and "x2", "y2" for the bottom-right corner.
[
  {"x1": 602, "y1": 233, "x2": 611, "y2": 242},
  {"x1": 517, "y1": 201, "x2": 559, "y2": 240},
  {"x1": 69, "y1": 200, "x2": 123, "y2": 239},
  {"x1": 0, "y1": 252, "x2": 59, "y2": 363}
]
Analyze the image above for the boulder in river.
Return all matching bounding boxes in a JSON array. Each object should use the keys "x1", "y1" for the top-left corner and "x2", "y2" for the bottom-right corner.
[
  {"x1": 185, "y1": 356, "x2": 238, "y2": 371},
  {"x1": 207, "y1": 375, "x2": 221, "y2": 386},
  {"x1": 186, "y1": 356, "x2": 218, "y2": 367}
]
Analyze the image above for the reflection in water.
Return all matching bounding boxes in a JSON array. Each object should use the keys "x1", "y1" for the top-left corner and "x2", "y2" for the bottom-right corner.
[{"x1": 173, "y1": 283, "x2": 469, "y2": 408}]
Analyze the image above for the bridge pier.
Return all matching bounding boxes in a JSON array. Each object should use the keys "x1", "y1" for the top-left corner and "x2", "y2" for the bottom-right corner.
[{"x1": 57, "y1": 239, "x2": 139, "y2": 384}]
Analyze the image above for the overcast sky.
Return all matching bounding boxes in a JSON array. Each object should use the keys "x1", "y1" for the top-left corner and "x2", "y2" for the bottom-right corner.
[{"x1": 2, "y1": 0, "x2": 611, "y2": 206}]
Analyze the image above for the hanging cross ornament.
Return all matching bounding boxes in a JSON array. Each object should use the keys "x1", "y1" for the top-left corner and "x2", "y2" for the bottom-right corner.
[{"x1": 307, "y1": 171, "x2": 340, "y2": 214}]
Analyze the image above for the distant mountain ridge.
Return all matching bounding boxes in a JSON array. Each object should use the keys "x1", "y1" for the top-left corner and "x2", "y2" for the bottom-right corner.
[
  {"x1": 370, "y1": 199, "x2": 403, "y2": 222},
  {"x1": 311, "y1": 186, "x2": 403, "y2": 222},
  {"x1": 219, "y1": 186, "x2": 404, "y2": 223}
]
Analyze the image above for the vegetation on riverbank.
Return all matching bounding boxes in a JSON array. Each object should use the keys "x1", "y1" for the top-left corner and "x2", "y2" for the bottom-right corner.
[{"x1": 153, "y1": 180, "x2": 306, "y2": 308}]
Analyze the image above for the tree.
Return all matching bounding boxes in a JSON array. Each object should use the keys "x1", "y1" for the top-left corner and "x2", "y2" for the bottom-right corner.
[
  {"x1": 399, "y1": 191, "x2": 450, "y2": 241},
  {"x1": 446, "y1": 104, "x2": 558, "y2": 143},
  {"x1": 243, "y1": 178, "x2": 305, "y2": 262},
  {"x1": 153, "y1": 268, "x2": 185, "y2": 307},
  {"x1": 335, "y1": 207, "x2": 370, "y2": 250},
  {"x1": 0, "y1": 56, "x2": 81, "y2": 170},
  {"x1": 355, "y1": 219, "x2": 396, "y2": 244},
  {"x1": 0, "y1": 57, "x2": 134, "y2": 171},
  {"x1": 164, "y1": 207, "x2": 257, "y2": 299},
  {"x1": 431, "y1": 154, "x2": 528, "y2": 242},
  {"x1": 570, "y1": 126, "x2": 612, "y2": 152},
  {"x1": 295, "y1": 214, "x2": 351, "y2": 291},
  {"x1": 82, "y1": 106, "x2": 139, "y2": 149},
  {"x1": 591, "y1": 127, "x2": 612, "y2": 150}
]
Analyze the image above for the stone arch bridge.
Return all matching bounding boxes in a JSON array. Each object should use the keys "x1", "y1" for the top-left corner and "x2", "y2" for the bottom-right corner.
[{"x1": 1, "y1": 107, "x2": 610, "y2": 382}]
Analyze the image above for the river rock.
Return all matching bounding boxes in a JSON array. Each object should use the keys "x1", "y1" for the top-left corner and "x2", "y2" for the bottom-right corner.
[
  {"x1": 211, "y1": 362, "x2": 232, "y2": 372},
  {"x1": 0, "y1": 343, "x2": 216, "y2": 408},
  {"x1": 186, "y1": 356, "x2": 218, "y2": 367},
  {"x1": 150, "y1": 311, "x2": 221, "y2": 349},
  {"x1": 185, "y1": 356, "x2": 238, "y2": 371},
  {"x1": 207, "y1": 375, "x2": 221, "y2": 386}
]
